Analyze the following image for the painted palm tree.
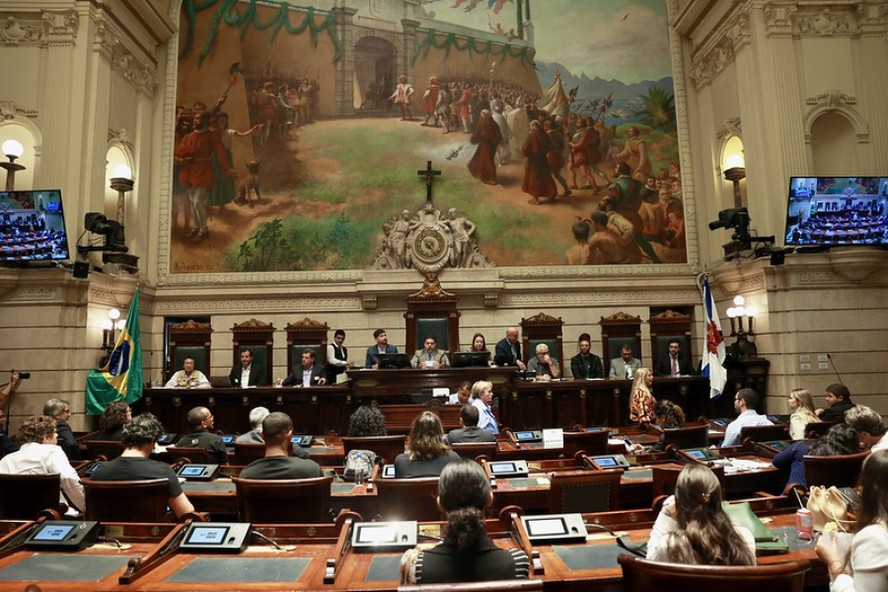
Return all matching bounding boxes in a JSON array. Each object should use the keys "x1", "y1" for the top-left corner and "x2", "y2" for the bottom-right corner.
[{"x1": 635, "y1": 86, "x2": 676, "y2": 131}]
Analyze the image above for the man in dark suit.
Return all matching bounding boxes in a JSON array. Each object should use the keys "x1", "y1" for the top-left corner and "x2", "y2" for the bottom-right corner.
[
  {"x1": 326, "y1": 329, "x2": 350, "y2": 384},
  {"x1": 570, "y1": 334, "x2": 604, "y2": 379},
  {"x1": 444, "y1": 405, "x2": 497, "y2": 444},
  {"x1": 653, "y1": 339, "x2": 694, "y2": 377},
  {"x1": 229, "y1": 348, "x2": 268, "y2": 387},
  {"x1": 494, "y1": 327, "x2": 527, "y2": 370},
  {"x1": 364, "y1": 328, "x2": 398, "y2": 368},
  {"x1": 283, "y1": 350, "x2": 326, "y2": 387}
]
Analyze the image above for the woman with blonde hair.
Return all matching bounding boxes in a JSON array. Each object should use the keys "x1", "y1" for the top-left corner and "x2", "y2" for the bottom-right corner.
[
  {"x1": 393, "y1": 411, "x2": 459, "y2": 478},
  {"x1": 629, "y1": 367, "x2": 656, "y2": 424},
  {"x1": 788, "y1": 388, "x2": 821, "y2": 440},
  {"x1": 647, "y1": 463, "x2": 755, "y2": 565}
]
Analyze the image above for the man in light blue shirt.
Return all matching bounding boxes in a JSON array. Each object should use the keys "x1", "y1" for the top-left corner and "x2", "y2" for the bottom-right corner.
[{"x1": 721, "y1": 388, "x2": 773, "y2": 447}]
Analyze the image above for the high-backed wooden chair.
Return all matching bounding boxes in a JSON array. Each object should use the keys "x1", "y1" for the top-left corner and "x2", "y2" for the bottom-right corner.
[
  {"x1": 82, "y1": 478, "x2": 171, "y2": 522},
  {"x1": 648, "y1": 309, "x2": 693, "y2": 376},
  {"x1": 286, "y1": 318, "x2": 329, "y2": 378},
  {"x1": 404, "y1": 276, "x2": 461, "y2": 354},
  {"x1": 562, "y1": 430, "x2": 609, "y2": 458},
  {"x1": 662, "y1": 424, "x2": 709, "y2": 449},
  {"x1": 163, "y1": 446, "x2": 211, "y2": 464},
  {"x1": 520, "y1": 312, "x2": 564, "y2": 368},
  {"x1": 0, "y1": 474, "x2": 66, "y2": 519},
  {"x1": 599, "y1": 312, "x2": 642, "y2": 377},
  {"x1": 232, "y1": 475, "x2": 333, "y2": 523},
  {"x1": 618, "y1": 555, "x2": 809, "y2": 592},
  {"x1": 804, "y1": 420, "x2": 842, "y2": 439},
  {"x1": 231, "y1": 318, "x2": 275, "y2": 386},
  {"x1": 548, "y1": 469, "x2": 622, "y2": 513},
  {"x1": 740, "y1": 424, "x2": 790, "y2": 444},
  {"x1": 450, "y1": 442, "x2": 497, "y2": 461},
  {"x1": 233, "y1": 442, "x2": 267, "y2": 465},
  {"x1": 652, "y1": 464, "x2": 725, "y2": 501},
  {"x1": 341, "y1": 435, "x2": 406, "y2": 464},
  {"x1": 374, "y1": 477, "x2": 442, "y2": 521},
  {"x1": 168, "y1": 319, "x2": 213, "y2": 382},
  {"x1": 82, "y1": 440, "x2": 125, "y2": 460},
  {"x1": 804, "y1": 450, "x2": 869, "y2": 488},
  {"x1": 399, "y1": 580, "x2": 544, "y2": 592}
]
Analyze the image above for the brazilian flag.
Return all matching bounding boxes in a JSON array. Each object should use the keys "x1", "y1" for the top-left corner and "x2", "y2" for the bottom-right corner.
[{"x1": 85, "y1": 289, "x2": 143, "y2": 415}]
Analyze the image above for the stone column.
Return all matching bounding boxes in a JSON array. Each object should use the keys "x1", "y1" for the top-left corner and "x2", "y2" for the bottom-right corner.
[{"x1": 332, "y1": 6, "x2": 358, "y2": 116}]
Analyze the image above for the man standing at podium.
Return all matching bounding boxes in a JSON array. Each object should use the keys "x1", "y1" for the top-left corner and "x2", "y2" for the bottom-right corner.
[
  {"x1": 365, "y1": 328, "x2": 398, "y2": 368},
  {"x1": 411, "y1": 335, "x2": 450, "y2": 369},
  {"x1": 495, "y1": 327, "x2": 526, "y2": 371},
  {"x1": 326, "y1": 329, "x2": 350, "y2": 384}
]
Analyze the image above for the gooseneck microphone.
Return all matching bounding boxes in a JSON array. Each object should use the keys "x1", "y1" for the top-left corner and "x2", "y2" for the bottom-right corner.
[{"x1": 826, "y1": 353, "x2": 844, "y2": 385}]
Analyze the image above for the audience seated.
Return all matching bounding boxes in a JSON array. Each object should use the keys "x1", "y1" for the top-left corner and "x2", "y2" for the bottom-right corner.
[
  {"x1": 90, "y1": 413, "x2": 195, "y2": 518},
  {"x1": 0, "y1": 414, "x2": 85, "y2": 513},
  {"x1": 348, "y1": 405, "x2": 387, "y2": 437},
  {"x1": 787, "y1": 388, "x2": 821, "y2": 440},
  {"x1": 721, "y1": 388, "x2": 772, "y2": 447},
  {"x1": 629, "y1": 368, "x2": 656, "y2": 424},
  {"x1": 175, "y1": 406, "x2": 229, "y2": 464},
  {"x1": 399, "y1": 459, "x2": 530, "y2": 584},
  {"x1": 844, "y1": 405, "x2": 888, "y2": 452},
  {"x1": 817, "y1": 383, "x2": 856, "y2": 422},
  {"x1": 0, "y1": 408, "x2": 19, "y2": 456},
  {"x1": 772, "y1": 423, "x2": 859, "y2": 490},
  {"x1": 646, "y1": 463, "x2": 755, "y2": 565},
  {"x1": 817, "y1": 450, "x2": 888, "y2": 592},
  {"x1": 93, "y1": 401, "x2": 131, "y2": 441},
  {"x1": 235, "y1": 406, "x2": 309, "y2": 458},
  {"x1": 445, "y1": 405, "x2": 497, "y2": 445},
  {"x1": 238, "y1": 412, "x2": 322, "y2": 479},
  {"x1": 649, "y1": 399, "x2": 685, "y2": 452},
  {"x1": 394, "y1": 411, "x2": 459, "y2": 478},
  {"x1": 470, "y1": 380, "x2": 499, "y2": 435},
  {"x1": 42, "y1": 398, "x2": 80, "y2": 460},
  {"x1": 448, "y1": 381, "x2": 472, "y2": 405}
]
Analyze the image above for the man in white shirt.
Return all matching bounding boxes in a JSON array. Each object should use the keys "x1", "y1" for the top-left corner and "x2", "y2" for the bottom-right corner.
[
  {"x1": 326, "y1": 329, "x2": 350, "y2": 384},
  {"x1": 165, "y1": 357, "x2": 210, "y2": 389},
  {"x1": 844, "y1": 405, "x2": 888, "y2": 452},
  {"x1": 0, "y1": 414, "x2": 85, "y2": 513},
  {"x1": 721, "y1": 388, "x2": 773, "y2": 447},
  {"x1": 229, "y1": 348, "x2": 267, "y2": 387}
]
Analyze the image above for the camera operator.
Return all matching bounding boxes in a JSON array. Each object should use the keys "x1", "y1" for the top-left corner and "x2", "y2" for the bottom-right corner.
[{"x1": 0, "y1": 370, "x2": 25, "y2": 407}]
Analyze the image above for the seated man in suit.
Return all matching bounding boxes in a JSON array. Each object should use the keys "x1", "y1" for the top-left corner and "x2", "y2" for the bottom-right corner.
[
  {"x1": 239, "y1": 412, "x2": 322, "y2": 479},
  {"x1": 654, "y1": 339, "x2": 694, "y2": 377},
  {"x1": 164, "y1": 357, "x2": 210, "y2": 389},
  {"x1": 365, "y1": 328, "x2": 398, "y2": 368},
  {"x1": 609, "y1": 345, "x2": 641, "y2": 379},
  {"x1": 281, "y1": 350, "x2": 327, "y2": 387},
  {"x1": 175, "y1": 406, "x2": 229, "y2": 464},
  {"x1": 445, "y1": 404, "x2": 497, "y2": 444},
  {"x1": 411, "y1": 335, "x2": 450, "y2": 369},
  {"x1": 229, "y1": 348, "x2": 268, "y2": 387},
  {"x1": 494, "y1": 327, "x2": 527, "y2": 371},
  {"x1": 571, "y1": 333, "x2": 604, "y2": 379},
  {"x1": 91, "y1": 413, "x2": 195, "y2": 519},
  {"x1": 526, "y1": 343, "x2": 560, "y2": 381}
]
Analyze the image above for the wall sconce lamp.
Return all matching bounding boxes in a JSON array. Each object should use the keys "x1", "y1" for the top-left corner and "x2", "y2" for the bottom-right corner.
[
  {"x1": 723, "y1": 152, "x2": 746, "y2": 209},
  {"x1": 725, "y1": 295, "x2": 757, "y2": 358},
  {"x1": 110, "y1": 164, "x2": 134, "y2": 225},
  {"x1": 101, "y1": 308, "x2": 126, "y2": 352},
  {"x1": 0, "y1": 140, "x2": 25, "y2": 191}
]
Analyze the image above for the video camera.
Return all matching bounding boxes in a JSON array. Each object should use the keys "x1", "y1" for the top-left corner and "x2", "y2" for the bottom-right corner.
[{"x1": 12, "y1": 369, "x2": 29, "y2": 379}]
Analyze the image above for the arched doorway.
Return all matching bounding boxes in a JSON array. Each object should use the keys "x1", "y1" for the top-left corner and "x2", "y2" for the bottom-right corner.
[{"x1": 353, "y1": 37, "x2": 396, "y2": 112}]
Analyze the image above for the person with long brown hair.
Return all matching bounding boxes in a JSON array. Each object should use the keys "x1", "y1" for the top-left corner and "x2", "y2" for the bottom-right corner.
[
  {"x1": 817, "y1": 450, "x2": 888, "y2": 592},
  {"x1": 787, "y1": 388, "x2": 821, "y2": 440},
  {"x1": 646, "y1": 463, "x2": 755, "y2": 565},
  {"x1": 393, "y1": 411, "x2": 459, "y2": 478},
  {"x1": 399, "y1": 459, "x2": 529, "y2": 584},
  {"x1": 629, "y1": 367, "x2": 656, "y2": 424}
]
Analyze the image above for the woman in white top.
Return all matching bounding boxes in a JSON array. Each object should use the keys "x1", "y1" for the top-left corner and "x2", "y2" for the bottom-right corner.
[
  {"x1": 647, "y1": 463, "x2": 755, "y2": 565},
  {"x1": 817, "y1": 450, "x2": 888, "y2": 592},
  {"x1": 787, "y1": 388, "x2": 821, "y2": 440},
  {"x1": 0, "y1": 414, "x2": 85, "y2": 512}
]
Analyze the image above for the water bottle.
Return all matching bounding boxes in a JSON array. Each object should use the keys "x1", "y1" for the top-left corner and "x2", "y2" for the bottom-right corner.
[{"x1": 354, "y1": 453, "x2": 365, "y2": 486}]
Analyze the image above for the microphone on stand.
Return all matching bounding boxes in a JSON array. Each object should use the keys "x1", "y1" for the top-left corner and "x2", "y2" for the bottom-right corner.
[{"x1": 826, "y1": 353, "x2": 844, "y2": 385}]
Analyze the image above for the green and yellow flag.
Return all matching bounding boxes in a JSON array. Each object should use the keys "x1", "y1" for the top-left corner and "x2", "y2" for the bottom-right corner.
[{"x1": 85, "y1": 289, "x2": 142, "y2": 415}]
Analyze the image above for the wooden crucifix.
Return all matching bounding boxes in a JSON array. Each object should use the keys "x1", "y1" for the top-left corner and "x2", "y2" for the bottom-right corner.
[{"x1": 417, "y1": 160, "x2": 441, "y2": 205}]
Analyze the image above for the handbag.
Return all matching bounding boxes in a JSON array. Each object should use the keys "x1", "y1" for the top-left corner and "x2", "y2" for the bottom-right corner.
[{"x1": 806, "y1": 485, "x2": 854, "y2": 532}]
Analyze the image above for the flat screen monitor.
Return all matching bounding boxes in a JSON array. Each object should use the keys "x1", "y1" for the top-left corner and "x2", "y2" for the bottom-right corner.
[
  {"x1": 451, "y1": 351, "x2": 491, "y2": 368},
  {"x1": 0, "y1": 189, "x2": 70, "y2": 262},
  {"x1": 374, "y1": 353, "x2": 411, "y2": 369},
  {"x1": 783, "y1": 177, "x2": 888, "y2": 247}
]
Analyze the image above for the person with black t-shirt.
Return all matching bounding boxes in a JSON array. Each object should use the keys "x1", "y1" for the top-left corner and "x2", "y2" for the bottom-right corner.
[
  {"x1": 175, "y1": 406, "x2": 228, "y2": 464},
  {"x1": 400, "y1": 459, "x2": 529, "y2": 584},
  {"x1": 239, "y1": 412, "x2": 322, "y2": 479},
  {"x1": 90, "y1": 413, "x2": 195, "y2": 518}
]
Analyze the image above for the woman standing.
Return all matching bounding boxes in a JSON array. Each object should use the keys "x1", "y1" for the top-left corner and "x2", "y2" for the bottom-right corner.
[
  {"x1": 787, "y1": 388, "x2": 821, "y2": 440},
  {"x1": 629, "y1": 367, "x2": 656, "y2": 424}
]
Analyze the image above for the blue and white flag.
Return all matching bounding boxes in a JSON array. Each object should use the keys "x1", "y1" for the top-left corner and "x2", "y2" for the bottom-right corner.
[{"x1": 701, "y1": 278, "x2": 727, "y2": 398}]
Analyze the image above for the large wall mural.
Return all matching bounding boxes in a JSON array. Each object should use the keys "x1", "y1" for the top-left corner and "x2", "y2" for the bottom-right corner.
[{"x1": 172, "y1": 0, "x2": 683, "y2": 274}]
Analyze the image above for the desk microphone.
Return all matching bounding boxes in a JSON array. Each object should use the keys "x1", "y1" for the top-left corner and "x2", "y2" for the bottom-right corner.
[{"x1": 826, "y1": 353, "x2": 844, "y2": 385}]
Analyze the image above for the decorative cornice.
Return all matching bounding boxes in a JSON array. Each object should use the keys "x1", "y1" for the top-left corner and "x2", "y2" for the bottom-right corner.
[
  {"x1": 95, "y1": 18, "x2": 159, "y2": 96},
  {"x1": 0, "y1": 10, "x2": 78, "y2": 47},
  {"x1": 857, "y1": 1, "x2": 888, "y2": 35},
  {"x1": 796, "y1": 6, "x2": 854, "y2": 37},
  {"x1": 803, "y1": 90, "x2": 869, "y2": 144},
  {"x1": 805, "y1": 90, "x2": 857, "y2": 109},
  {"x1": 763, "y1": 2, "x2": 797, "y2": 36},
  {"x1": 0, "y1": 100, "x2": 38, "y2": 121},
  {"x1": 42, "y1": 9, "x2": 79, "y2": 45}
]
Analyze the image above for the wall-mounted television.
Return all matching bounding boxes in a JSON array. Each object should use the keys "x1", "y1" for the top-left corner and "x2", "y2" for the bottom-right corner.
[
  {"x1": 784, "y1": 177, "x2": 888, "y2": 247},
  {"x1": 0, "y1": 189, "x2": 70, "y2": 263}
]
